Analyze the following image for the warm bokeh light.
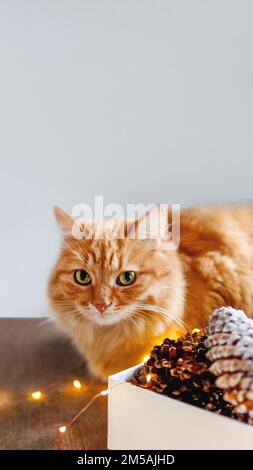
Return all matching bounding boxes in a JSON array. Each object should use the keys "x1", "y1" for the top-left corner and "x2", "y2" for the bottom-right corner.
[
  {"x1": 192, "y1": 328, "x2": 201, "y2": 334},
  {"x1": 100, "y1": 388, "x2": 109, "y2": 396},
  {"x1": 143, "y1": 355, "x2": 150, "y2": 363},
  {"x1": 146, "y1": 374, "x2": 151, "y2": 383},
  {"x1": 31, "y1": 390, "x2": 42, "y2": 400},
  {"x1": 73, "y1": 379, "x2": 82, "y2": 390},
  {"x1": 59, "y1": 425, "x2": 66, "y2": 433}
]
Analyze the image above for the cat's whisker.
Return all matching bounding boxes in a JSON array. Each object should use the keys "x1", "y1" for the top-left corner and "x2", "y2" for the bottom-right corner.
[
  {"x1": 135, "y1": 303, "x2": 189, "y2": 333},
  {"x1": 121, "y1": 311, "x2": 136, "y2": 328},
  {"x1": 136, "y1": 314, "x2": 158, "y2": 329},
  {"x1": 48, "y1": 303, "x2": 80, "y2": 312},
  {"x1": 52, "y1": 308, "x2": 82, "y2": 320},
  {"x1": 139, "y1": 303, "x2": 190, "y2": 328},
  {"x1": 34, "y1": 317, "x2": 54, "y2": 330},
  {"x1": 139, "y1": 310, "x2": 183, "y2": 330},
  {"x1": 47, "y1": 300, "x2": 78, "y2": 305},
  {"x1": 115, "y1": 308, "x2": 143, "y2": 331},
  {"x1": 126, "y1": 315, "x2": 139, "y2": 330},
  {"x1": 123, "y1": 304, "x2": 163, "y2": 328},
  {"x1": 48, "y1": 301, "x2": 84, "y2": 314},
  {"x1": 142, "y1": 313, "x2": 186, "y2": 333}
]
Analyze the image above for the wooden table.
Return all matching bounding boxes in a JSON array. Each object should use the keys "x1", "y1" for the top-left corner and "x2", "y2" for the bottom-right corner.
[{"x1": 0, "y1": 318, "x2": 107, "y2": 450}]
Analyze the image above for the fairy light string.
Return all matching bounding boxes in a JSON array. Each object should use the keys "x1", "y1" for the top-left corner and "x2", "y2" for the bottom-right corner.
[
  {"x1": 0, "y1": 376, "x2": 123, "y2": 436},
  {"x1": 58, "y1": 388, "x2": 110, "y2": 434},
  {"x1": 57, "y1": 329, "x2": 203, "y2": 433},
  {"x1": 1, "y1": 330, "x2": 201, "y2": 435},
  {"x1": 57, "y1": 384, "x2": 129, "y2": 435}
]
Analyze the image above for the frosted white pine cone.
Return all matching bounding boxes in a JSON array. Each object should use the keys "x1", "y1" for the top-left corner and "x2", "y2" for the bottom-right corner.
[{"x1": 204, "y1": 306, "x2": 253, "y2": 419}]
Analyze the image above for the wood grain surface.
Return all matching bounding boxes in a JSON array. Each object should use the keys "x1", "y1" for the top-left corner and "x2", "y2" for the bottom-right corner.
[{"x1": 0, "y1": 318, "x2": 107, "y2": 450}]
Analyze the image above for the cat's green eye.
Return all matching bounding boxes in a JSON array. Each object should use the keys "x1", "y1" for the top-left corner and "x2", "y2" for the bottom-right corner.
[
  {"x1": 74, "y1": 270, "x2": 91, "y2": 286},
  {"x1": 116, "y1": 271, "x2": 136, "y2": 286}
]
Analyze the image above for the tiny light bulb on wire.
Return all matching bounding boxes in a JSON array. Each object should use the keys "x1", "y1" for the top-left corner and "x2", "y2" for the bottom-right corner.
[
  {"x1": 146, "y1": 374, "x2": 151, "y2": 383},
  {"x1": 31, "y1": 390, "x2": 42, "y2": 400},
  {"x1": 192, "y1": 328, "x2": 201, "y2": 334},
  {"x1": 59, "y1": 426, "x2": 66, "y2": 433},
  {"x1": 73, "y1": 379, "x2": 82, "y2": 390}
]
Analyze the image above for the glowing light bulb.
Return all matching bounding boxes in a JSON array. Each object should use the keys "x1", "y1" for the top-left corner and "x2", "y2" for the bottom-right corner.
[
  {"x1": 192, "y1": 328, "x2": 201, "y2": 334},
  {"x1": 73, "y1": 379, "x2": 82, "y2": 390},
  {"x1": 146, "y1": 374, "x2": 151, "y2": 383},
  {"x1": 100, "y1": 388, "x2": 109, "y2": 396},
  {"x1": 143, "y1": 355, "x2": 150, "y2": 363},
  {"x1": 31, "y1": 390, "x2": 42, "y2": 400},
  {"x1": 59, "y1": 426, "x2": 66, "y2": 433}
]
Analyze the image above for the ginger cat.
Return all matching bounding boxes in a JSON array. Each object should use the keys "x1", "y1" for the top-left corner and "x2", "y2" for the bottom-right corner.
[{"x1": 48, "y1": 205, "x2": 253, "y2": 380}]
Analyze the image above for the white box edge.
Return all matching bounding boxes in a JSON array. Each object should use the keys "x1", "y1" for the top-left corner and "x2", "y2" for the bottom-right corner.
[{"x1": 108, "y1": 364, "x2": 253, "y2": 450}]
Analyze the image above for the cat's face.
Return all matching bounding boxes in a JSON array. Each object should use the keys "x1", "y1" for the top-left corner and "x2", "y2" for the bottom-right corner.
[{"x1": 48, "y1": 207, "x2": 182, "y2": 329}]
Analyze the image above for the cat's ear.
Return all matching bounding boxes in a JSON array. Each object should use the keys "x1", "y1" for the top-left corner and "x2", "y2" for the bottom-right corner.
[
  {"x1": 53, "y1": 206, "x2": 83, "y2": 238},
  {"x1": 127, "y1": 204, "x2": 168, "y2": 242}
]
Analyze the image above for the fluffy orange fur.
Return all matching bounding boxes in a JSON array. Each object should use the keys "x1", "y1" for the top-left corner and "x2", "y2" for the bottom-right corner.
[{"x1": 48, "y1": 205, "x2": 253, "y2": 380}]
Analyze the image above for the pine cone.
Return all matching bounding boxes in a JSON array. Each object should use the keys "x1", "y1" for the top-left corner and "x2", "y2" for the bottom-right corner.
[
  {"x1": 205, "y1": 306, "x2": 253, "y2": 423},
  {"x1": 132, "y1": 331, "x2": 233, "y2": 416}
]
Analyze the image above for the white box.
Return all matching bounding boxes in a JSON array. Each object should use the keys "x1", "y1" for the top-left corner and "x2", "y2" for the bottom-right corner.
[{"x1": 108, "y1": 364, "x2": 253, "y2": 450}]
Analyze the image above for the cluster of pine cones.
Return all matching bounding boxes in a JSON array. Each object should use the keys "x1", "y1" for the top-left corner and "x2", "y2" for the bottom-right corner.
[{"x1": 132, "y1": 306, "x2": 253, "y2": 424}]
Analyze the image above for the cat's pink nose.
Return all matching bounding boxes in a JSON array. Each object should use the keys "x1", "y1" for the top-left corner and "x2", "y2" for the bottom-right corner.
[{"x1": 93, "y1": 302, "x2": 111, "y2": 313}]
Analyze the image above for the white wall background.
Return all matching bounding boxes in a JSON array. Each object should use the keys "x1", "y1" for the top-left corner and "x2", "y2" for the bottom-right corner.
[{"x1": 0, "y1": 0, "x2": 252, "y2": 317}]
